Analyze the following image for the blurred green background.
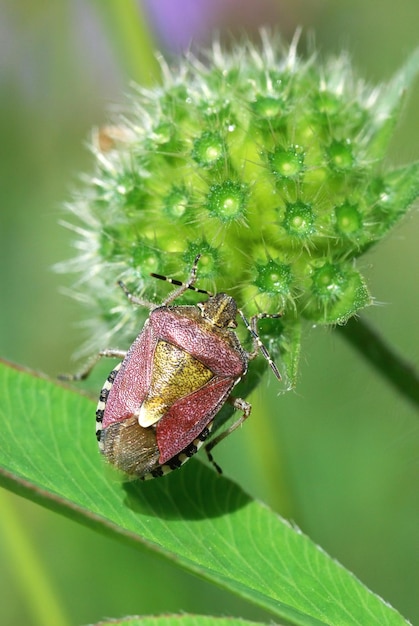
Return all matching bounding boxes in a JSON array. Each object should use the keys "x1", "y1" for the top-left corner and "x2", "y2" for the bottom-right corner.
[{"x1": 0, "y1": 1, "x2": 418, "y2": 625}]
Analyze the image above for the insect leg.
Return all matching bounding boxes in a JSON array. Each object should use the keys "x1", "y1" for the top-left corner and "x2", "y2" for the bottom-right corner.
[
  {"x1": 239, "y1": 310, "x2": 282, "y2": 381},
  {"x1": 151, "y1": 254, "x2": 213, "y2": 305},
  {"x1": 118, "y1": 281, "x2": 156, "y2": 309},
  {"x1": 58, "y1": 349, "x2": 127, "y2": 382},
  {"x1": 204, "y1": 396, "x2": 251, "y2": 474}
]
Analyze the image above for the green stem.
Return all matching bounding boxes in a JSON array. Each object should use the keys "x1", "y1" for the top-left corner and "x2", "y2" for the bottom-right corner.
[
  {"x1": 93, "y1": 0, "x2": 161, "y2": 85},
  {"x1": 0, "y1": 490, "x2": 70, "y2": 626},
  {"x1": 337, "y1": 316, "x2": 419, "y2": 410},
  {"x1": 244, "y1": 390, "x2": 295, "y2": 517}
]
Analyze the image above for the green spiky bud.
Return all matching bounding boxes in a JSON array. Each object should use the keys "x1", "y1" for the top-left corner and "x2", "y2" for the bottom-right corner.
[{"x1": 58, "y1": 35, "x2": 419, "y2": 386}]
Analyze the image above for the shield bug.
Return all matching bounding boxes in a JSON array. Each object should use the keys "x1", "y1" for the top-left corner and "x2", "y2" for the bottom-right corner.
[{"x1": 67, "y1": 255, "x2": 281, "y2": 479}]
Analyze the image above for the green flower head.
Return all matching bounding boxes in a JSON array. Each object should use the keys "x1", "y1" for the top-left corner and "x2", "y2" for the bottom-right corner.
[{"x1": 58, "y1": 33, "x2": 419, "y2": 386}]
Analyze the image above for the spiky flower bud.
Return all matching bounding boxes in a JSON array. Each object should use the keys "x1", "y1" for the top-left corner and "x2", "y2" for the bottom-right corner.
[{"x1": 59, "y1": 34, "x2": 419, "y2": 386}]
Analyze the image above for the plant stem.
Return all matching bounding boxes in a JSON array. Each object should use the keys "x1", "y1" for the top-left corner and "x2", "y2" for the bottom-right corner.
[
  {"x1": 93, "y1": 0, "x2": 161, "y2": 85},
  {"x1": 337, "y1": 316, "x2": 419, "y2": 410},
  {"x1": 0, "y1": 490, "x2": 70, "y2": 626}
]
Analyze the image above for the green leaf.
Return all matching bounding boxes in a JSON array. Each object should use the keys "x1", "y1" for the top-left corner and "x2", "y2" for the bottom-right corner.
[
  {"x1": 276, "y1": 318, "x2": 302, "y2": 388},
  {"x1": 368, "y1": 48, "x2": 419, "y2": 159},
  {"x1": 92, "y1": 617, "x2": 273, "y2": 626},
  {"x1": 373, "y1": 162, "x2": 419, "y2": 237},
  {"x1": 0, "y1": 360, "x2": 410, "y2": 626}
]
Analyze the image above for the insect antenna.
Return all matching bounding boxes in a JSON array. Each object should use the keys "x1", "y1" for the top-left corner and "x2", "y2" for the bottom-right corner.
[
  {"x1": 150, "y1": 254, "x2": 213, "y2": 303},
  {"x1": 150, "y1": 272, "x2": 212, "y2": 296}
]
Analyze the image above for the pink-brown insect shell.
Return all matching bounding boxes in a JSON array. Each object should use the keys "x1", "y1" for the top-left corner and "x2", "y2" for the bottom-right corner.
[{"x1": 102, "y1": 304, "x2": 248, "y2": 464}]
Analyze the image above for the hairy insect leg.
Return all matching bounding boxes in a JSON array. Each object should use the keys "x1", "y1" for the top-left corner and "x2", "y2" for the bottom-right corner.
[
  {"x1": 118, "y1": 281, "x2": 156, "y2": 309},
  {"x1": 151, "y1": 253, "x2": 213, "y2": 305},
  {"x1": 120, "y1": 254, "x2": 211, "y2": 310},
  {"x1": 157, "y1": 253, "x2": 203, "y2": 305},
  {"x1": 205, "y1": 396, "x2": 251, "y2": 474},
  {"x1": 239, "y1": 311, "x2": 282, "y2": 381},
  {"x1": 59, "y1": 349, "x2": 127, "y2": 382}
]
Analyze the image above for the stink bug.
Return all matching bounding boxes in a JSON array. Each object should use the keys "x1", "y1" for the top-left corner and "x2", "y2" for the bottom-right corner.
[{"x1": 67, "y1": 255, "x2": 281, "y2": 479}]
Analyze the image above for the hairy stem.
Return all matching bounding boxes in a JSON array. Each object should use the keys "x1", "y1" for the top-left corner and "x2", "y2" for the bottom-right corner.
[{"x1": 337, "y1": 316, "x2": 419, "y2": 410}]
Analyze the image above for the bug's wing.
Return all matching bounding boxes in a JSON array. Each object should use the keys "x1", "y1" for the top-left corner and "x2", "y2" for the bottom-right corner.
[
  {"x1": 102, "y1": 320, "x2": 155, "y2": 429},
  {"x1": 137, "y1": 339, "x2": 214, "y2": 428},
  {"x1": 100, "y1": 415, "x2": 161, "y2": 477},
  {"x1": 156, "y1": 376, "x2": 236, "y2": 464}
]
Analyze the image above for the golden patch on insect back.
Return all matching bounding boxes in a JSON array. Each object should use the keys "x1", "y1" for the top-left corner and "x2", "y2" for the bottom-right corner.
[{"x1": 137, "y1": 340, "x2": 214, "y2": 427}]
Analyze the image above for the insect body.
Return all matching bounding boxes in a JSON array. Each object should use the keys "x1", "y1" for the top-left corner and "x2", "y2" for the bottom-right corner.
[{"x1": 72, "y1": 255, "x2": 281, "y2": 480}]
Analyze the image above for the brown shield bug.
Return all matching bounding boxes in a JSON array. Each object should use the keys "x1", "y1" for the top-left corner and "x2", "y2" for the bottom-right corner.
[{"x1": 66, "y1": 255, "x2": 281, "y2": 479}]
